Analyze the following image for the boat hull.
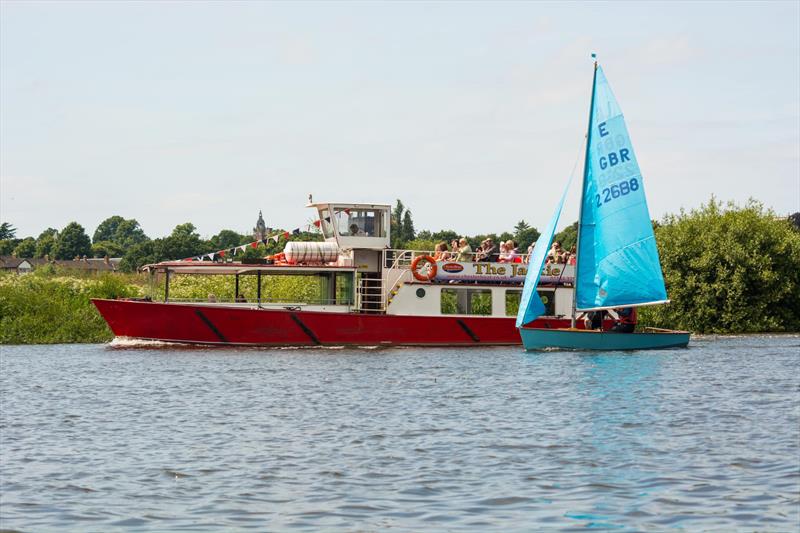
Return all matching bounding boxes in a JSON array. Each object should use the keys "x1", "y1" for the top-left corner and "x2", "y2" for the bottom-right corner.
[
  {"x1": 519, "y1": 327, "x2": 690, "y2": 351},
  {"x1": 92, "y1": 299, "x2": 584, "y2": 347}
]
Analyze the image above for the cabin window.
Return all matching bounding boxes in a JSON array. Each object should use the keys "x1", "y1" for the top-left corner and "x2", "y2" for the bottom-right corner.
[
  {"x1": 505, "y1": 289, "x2": 555, "y2": 316},
  {"x1": 441, "y1": 288, "x2": 492, "y2": 316},
  {"x1": 335, "y1": 209, "x2": 386, "y2": 238}
]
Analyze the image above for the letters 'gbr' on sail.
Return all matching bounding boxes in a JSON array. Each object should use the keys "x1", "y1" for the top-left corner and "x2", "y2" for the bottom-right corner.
[{"x1": 575, "y1": 66, "x2": 669, "y2": 312}]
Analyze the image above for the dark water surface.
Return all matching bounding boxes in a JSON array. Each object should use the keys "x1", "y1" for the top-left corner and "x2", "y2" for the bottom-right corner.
[{"x1": 1, "y1": 336, "x2": 798, "y2": 532}]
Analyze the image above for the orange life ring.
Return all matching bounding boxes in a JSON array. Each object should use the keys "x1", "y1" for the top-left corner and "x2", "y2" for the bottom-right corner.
[{"x1": 411, "y1": 255, "x2": 438, "y2": 282}]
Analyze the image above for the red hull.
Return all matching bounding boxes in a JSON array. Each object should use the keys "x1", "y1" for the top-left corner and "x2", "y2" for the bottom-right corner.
[{"x1": 92, "y1": 299, "x2": 587, "y2": 347}]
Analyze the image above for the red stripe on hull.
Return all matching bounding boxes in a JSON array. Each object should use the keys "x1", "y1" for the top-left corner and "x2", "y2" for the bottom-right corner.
[{"x1": 91, "y1": 299, "x2": 585, "y2": 347}]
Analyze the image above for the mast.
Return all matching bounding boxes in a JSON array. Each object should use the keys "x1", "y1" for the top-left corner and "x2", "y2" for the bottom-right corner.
[{"x1": 570, "y1": 57, "x2": 598, "y2": 328}]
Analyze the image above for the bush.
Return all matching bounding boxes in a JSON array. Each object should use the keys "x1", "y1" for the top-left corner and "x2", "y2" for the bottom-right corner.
[{"x1": 639, "y1": 199, "x2": 800, "y2": 333}]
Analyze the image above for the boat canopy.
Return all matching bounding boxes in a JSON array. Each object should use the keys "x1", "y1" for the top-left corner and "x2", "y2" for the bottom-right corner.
[{"x1": 142, "y1": 261, "x2": 356, "y2": 276}]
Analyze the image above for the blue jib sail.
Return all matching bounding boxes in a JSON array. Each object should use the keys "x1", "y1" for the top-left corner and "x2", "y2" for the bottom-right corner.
[
  {"x1": 516, "y1": 176, "x2": 573, "y2": 328},
  {"x1": 576, "y1": 65, "x2": 668, "y2": 311}
]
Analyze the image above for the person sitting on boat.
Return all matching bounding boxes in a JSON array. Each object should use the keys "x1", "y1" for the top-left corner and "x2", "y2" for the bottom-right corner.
[
  {"x1": 497, "y1": 241, "x2": 511, "y2": 262},
  {"x1": 582, "y1": 310, "x2": 605, "y2": 330},
  {"x1": 455, "y1": 238, "x2": 473, "y2": 261},
  {"x1": 433, "y1": 242, "x2": 449, "y2": 261},
  {"x1": 348, "y1": 223, "x2": 365, "y2": 236},
  {"x1": 547, "y1": 241, "x2": 565, "y2": 264},
  {"x1": 506, "y1": 240, "x2": 520, "y2": 263},
  {"x1": 567, "y1": 245, "x2": 577, "y2": 266},
  {"x1": 475, "y1": 238, "x2": 497, "y2": 262},
  {"x1": 611, "y1": 307, "x2": 637, "y2": 333},
  {"x1": 236, "y1": 293, "x2": 247, "y2": 303}
]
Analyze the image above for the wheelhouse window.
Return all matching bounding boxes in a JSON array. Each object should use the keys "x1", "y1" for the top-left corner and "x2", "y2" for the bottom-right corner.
[
  {"x1": 505, "y1": 289, "x2": 555, "y2": 316},
  {"x1": 335, "y1": 209, "x2": 386, "y2": 238},
  {"x1": 441, "y1": 288, "x2": 492, "y2": 316}
]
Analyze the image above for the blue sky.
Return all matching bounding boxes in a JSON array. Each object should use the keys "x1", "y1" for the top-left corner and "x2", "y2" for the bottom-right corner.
[{"x1": 1, "y1": 1, "x2": 798, "y2": 240}]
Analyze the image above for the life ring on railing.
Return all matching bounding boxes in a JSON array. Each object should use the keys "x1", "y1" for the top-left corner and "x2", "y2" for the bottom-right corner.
[{"x1": 411, "y1": 255, "x2": 438, "y2": 282}]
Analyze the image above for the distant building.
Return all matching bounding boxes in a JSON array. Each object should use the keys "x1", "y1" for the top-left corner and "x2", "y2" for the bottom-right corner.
[
  {"x1": 0, "y1": 256, "x2": 32, "y2": 274},
  {"x1": 0, "y1": 255, "x2": 121, "y2": 274},
  {"x1": 254, "y1": 210, "x2": 267, "y2": 241}
]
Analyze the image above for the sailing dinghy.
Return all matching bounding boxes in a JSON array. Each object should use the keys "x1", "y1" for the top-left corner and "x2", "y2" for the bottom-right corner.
[{"x1": 517, "y1": 58, "x2": 690, "y2": 351}]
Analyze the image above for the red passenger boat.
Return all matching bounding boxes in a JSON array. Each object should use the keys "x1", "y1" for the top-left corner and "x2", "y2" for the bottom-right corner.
[{"x1": 93, "y1": 202, "x2": 610, "y2": 347}]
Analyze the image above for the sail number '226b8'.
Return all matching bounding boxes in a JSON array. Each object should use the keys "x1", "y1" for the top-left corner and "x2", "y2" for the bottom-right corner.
[{"x1": 595, "y1": 177, "x2": 640, "y2": 208}]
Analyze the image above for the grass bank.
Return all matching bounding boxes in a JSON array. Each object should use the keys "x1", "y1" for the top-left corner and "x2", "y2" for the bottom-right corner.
[{"x1": 0, "y1": 269, "x2": 143, "y2": 344}]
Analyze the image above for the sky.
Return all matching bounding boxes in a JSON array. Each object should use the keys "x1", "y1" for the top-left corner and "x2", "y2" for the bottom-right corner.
[{"x1": 1, "y1": 1, "x2": 798, "y2": 241}]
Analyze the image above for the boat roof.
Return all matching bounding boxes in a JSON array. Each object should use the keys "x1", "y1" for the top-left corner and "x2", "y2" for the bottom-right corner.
[
  {"x1": 143, "y1": 261, "x2": 356, "y2": 275},
  {"x1": 305, "y1": 202, "x2": 391, "y2": 209}
]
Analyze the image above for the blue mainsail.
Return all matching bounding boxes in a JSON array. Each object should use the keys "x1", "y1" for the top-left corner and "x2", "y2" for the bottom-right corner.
[
  {"x1": 515, "y1": 176, "x2": 573, "y2": 327},
  {"x1": 575, "y1": 65, "x2": 668, "y2": 311}
]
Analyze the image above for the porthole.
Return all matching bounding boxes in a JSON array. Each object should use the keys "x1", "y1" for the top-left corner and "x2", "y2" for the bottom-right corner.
[{"x1": 416, "y1": 288, "x2": 426, "y2": 298}]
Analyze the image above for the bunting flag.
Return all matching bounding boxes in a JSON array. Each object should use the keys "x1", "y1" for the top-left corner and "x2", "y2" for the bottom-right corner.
[{"x1": 178, "y1": 226, "x2": 308, "y2": 262}]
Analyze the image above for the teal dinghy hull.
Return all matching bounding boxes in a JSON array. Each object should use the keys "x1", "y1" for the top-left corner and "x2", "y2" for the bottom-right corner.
[{"x1": 520, "y1": 327, "x2": 690, "y2": 351}]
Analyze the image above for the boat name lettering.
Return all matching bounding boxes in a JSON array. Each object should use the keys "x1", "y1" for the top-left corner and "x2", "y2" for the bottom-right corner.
[
  {"x1": 595, "y1": 178, "x2": 639, "y2": 208},
  {"x1": 441, "y1": 263, "x2": 464, "y2": 273},
  {"x1": 474, "y1": 263, "x2": 528, "y2": 277}
]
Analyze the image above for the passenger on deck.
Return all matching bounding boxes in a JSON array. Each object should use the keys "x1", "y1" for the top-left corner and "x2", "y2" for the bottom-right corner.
[
  {"x1": 475, "y1": 238, "x2": 497, "y2": 262},
  {"x1": 497, "y1": 241, "x2": 511, "y2": 262},
  {"x1": 348, "y1": 223, "x2": 364, "y2": 236},
  {"x1": 506, "y1": 240, "x2": 520, "y2": 263},
  {"x1": 236, "y1": 293, "x2": 247, "y2": 303},
  {"x1": 567, "y1": 245, "x2": 577, "y2": 266},
  {"x1": 433, "y1": 242, "x2": 449, "y2": 261},
  {"x1": 547, "y1": 241, "x2": 565, "y2": 264},
  {"x1": 455, "y1": 238, "x2": 473, "y2": 262},
  {"x1": 525, "y1": 244, "x2": 534, "y2": 263}
]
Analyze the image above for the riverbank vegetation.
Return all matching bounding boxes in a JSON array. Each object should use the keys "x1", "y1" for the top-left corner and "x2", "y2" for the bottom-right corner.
[{"x1": 1, "y1": 198, "x2": 798, "y2": 344}]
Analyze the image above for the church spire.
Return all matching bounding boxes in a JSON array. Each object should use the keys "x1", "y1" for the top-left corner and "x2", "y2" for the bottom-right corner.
[{"x1": 253, "y1": 210, "x2": 267, "y2": 241}]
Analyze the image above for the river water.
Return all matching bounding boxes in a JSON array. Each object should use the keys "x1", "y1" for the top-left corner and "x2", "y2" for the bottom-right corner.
[{"x1": 1, "y1": 336, "x2": 798, "y2": 532}]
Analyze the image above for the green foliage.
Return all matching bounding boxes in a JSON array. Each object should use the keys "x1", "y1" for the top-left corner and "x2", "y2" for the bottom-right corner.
[
  {"x1": 0, "y1": 222, "x2": 16, "y2": 240},
  {"x1": 210, "y1": 229, "x2": 248, "y2": 250},
  {"x1": 401, "y1": 210, "x2": 416, "y2": 244},
  {"x1": 639, "y1": 199, "x2": 800, "y2": 333},
  {"x1": 514, "y1": 220, "x2": 531, "y2": 235},
  {"x1": 162, "y1": 273, "x2": 330, "y2": 304},
  {"x1": 404, "y1": 238, "x2": 436, "y2": 251},
  {"x1": 93, "y1": 216, "x2": 148, "y2": 248},
  {"x1": 12, "y1": 237, "x2": 35, "y2": 258},
  {"x1": 120, "y1": 223, "x2": 211, "y2": 272},
  {"x1": 553, "y1": 221, "x2": 578, "y2": 251},
  {"x1": 93, "y1": 216, "x2": 125, "y2": 243},
  {"x1": 0, "y1": 239, "x2": 19, "y2": 255},
  {"x1": 52, "y1": 222, "x2": 91, "y2": 260},
  {"x1": 0, "y1": 271, "x2": 143, "y2": 344},
  {"x1": 391, "y1": 199, "x2": 405, "y2": 248},
  {"x1": 91, "y1": 240, "x2": 125, "y2": 258},
  {"x1": 34, "y1": 228, "x2": 58, "y2": 258}
]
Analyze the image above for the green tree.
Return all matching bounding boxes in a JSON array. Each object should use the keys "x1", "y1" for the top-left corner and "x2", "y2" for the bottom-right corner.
[
  {"x1": 93, "y1": 216, "x2": 125, "y2": 243},
  {"x1": 210, "y1": 229, "x2": 248, "y2": 250},
  {"x1": 0, "y1": 222, "x2": 16, "y2": 240},
  {"x1": 34, "y1": 228, "x2": 58, "y2": 258},
  {"x1": 93, "y1": 216, "x2": 148, "y2": 248},
  {"x1": 401, "y1": 210, "x2": 416, "y2": 244},
  {"x1": 0, "y1": 240, "x2": 18, "y2": 255},
  {"x1": 12, "y1": 237, "x2": 36, "y2": 258},
  {"x1": 391, "y1": 200, "x2": 405, "y2": 248},
  {"x1": 52, "y1": 222, "x2": 91, "y2": 260},
  {"x1": 91, "y1": 240, "x2": 125, "y2": 258},
  {"x1": 554, "y1": 221, "x2": 578, "y2": 250},
  {"x1": 639, "y1": 199, "x2": 800, "y2": 333},
  {"x1": 514, "y1": 220, "x2": 531, "y2": 235}
]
